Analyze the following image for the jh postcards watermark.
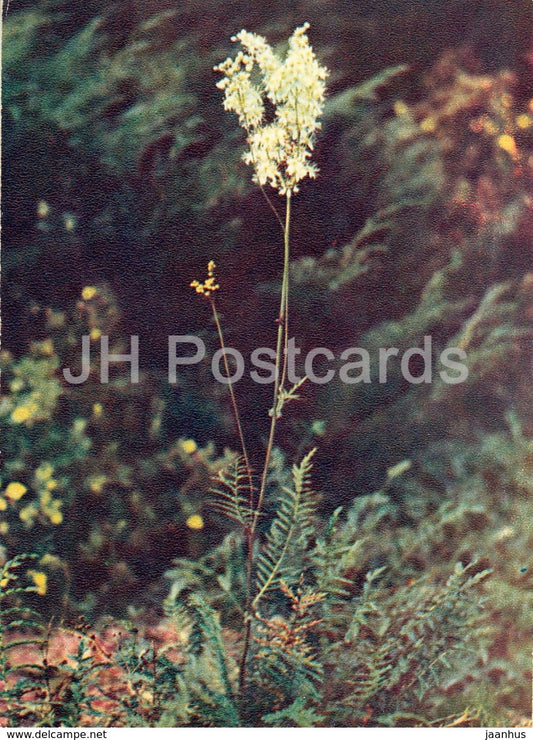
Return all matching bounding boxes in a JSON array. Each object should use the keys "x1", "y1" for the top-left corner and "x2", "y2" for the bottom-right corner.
[{"x1": 62, "y1": 334, "x2": 468, "y2": 386}]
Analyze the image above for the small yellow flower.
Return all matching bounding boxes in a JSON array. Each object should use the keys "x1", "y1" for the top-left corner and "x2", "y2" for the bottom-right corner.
[
  {"x1": 37, "y1": 339, "x2": 54, "y2": 357},
  {"x1": 48, "y1": 510, "x2": 63, "y2": 526},
  {"x1": 0, "y1": 577, "x2": 8, "y2": 589},
  {"x1": 92, "y1": 402, "x2": 104, "y2": 418},
  {"x1": 36, "y1": 462, "x2": 54, "y2": 481},
  {"x1": 11, "y1": 406, "x2": 32, "y2": 424},
  {"x1": 82, "y1": 285, "x2": 97, "y2": 301},
  {"x1": 516, "y1": 113, "x2": 532, "y2": 129},
  {"x1": 90, "y1": 327, "x2": 102, "y2": 341},
  {"x1": 497, "y1": 133, "x2": 517, "y2": 157},
  {"x1": 88, "y1": 475, "x2": 107, "y2": 494},
  {"x1": 9, "y1": 378, "x2": 25, "y2": 393},
  {"x1": 190, "y1": 280, "x2": 205, "y2": 294},
  {"x1": 45, "y1": 479, "x2": 58, "y2": 491},
  {"x1": 420, "y1": 117, "x2": 436, "y2": 133},
  {"x1": 186, "y1": 514, "x2": 204, "y2": 530},
  {"x1": 40, "y1": 554, "x2": 62, "y2": 568},
  {"x1": 28, "y1": 570, "x2": 47, "y2": 596},
  {"x1": 0, "y1": 497, "x2": 7, "y2": 511},
  {"x1": 0, "y1": 522, "x2": 8, "y2": 535},
  {"x1": 393, "y1": 101, "x2": 409, "y2": 117},
  {"x1": 19, "y1": 504, "x2": 37, "y2": 525},
  {"x1": 37, "y1": 200, "x2": 50, "y2": 218},
  {"x1": 182, "y1": 439, "x2": 198, "y2": 454},
  {"x1": 191, "y1": 261, "x2": 220, "y2": 298},
  {"x1": 64, "y1": 215, "x2": 76, "y2": 232},
  {"x1": 5, "y1": 482, "x2": 28, "y2": 501}
]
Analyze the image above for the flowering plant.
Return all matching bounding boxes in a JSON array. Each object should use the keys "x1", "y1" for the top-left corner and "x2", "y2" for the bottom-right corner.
[
  {"x1": 215, "y1": 23, "x2": 328, "y2": 194},
  {"x1": 191, "y1": 24, "x2": 328, "y2": 697}
]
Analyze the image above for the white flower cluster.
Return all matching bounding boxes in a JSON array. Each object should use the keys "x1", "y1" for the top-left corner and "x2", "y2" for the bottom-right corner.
[{"x1": 215, "y1": 23, "x2": 328, "y2": 194}]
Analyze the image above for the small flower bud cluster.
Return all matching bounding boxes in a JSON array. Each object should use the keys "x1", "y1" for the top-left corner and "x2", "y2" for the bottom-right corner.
[
  {"x1": 215, "y1": 24, "x2": 328, "y2": 194},
  {"x1": 190, "y1": 260, "x2": 220, "y2": 297}
]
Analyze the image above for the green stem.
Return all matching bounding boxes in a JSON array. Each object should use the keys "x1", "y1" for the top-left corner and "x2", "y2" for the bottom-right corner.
[
  {"x1": 210, "y1": 300, "x2": 254, "y2": 505},
  {"x1": 238, "y1": 190, "x2": 291, "y2": 698},
  {"x1": 253, "y1": 190, "x2": 291, "y2": 533},
  {"x1": 259, "y1": 183, "x2": 285, "y2": 233},
  {"x1": 211, "y1": 299, "x2": 255, "y2": 701}
]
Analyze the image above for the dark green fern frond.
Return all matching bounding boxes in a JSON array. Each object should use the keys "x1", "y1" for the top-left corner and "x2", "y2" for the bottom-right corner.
[
  {"x1": 187, "y1": 594, "x2": 235, "y2": 701},
  {"x1": 0, "y1": 553, "x2": 39, "y2": 599},
  {"x1": 252, "y1": 639, "x2": 323, "y2": 707},
  {"x1": 166, "y1": 594, "x2": 240, "y2": 726},
  {"x1": 210, "y1": 456, "x2": 254, "y2": 528},
  {"x1": 263, "y1": 697, "x2": 325, "y2": 727},
  {"x1": 0, "y1": 555, "x2": 50, "y2": 727},
  {"x1": 246, "y1": 578, "x2": 325, "y2": 721},
  {"x1": 163, "y1": 593, "x2": 193, "y2": 639},
  {"x1": 250, "y1": 630, "x2": 323, "y2": 720},
  {"x1": 166, "y1": 532, "x2": 246, "y2": 620},
  {"x1": 344, "y1": 642, "x2": 393, "y2": 707},
  {"x1": 325, "y1": 561, "x2": 492, "y2": 724},
  {"x1": 192, "y1": 683, "x2": 241, "y2": 727},
  {"x1": 254, "y1": 449, "x2": 318, "y2": 608},
  {"x1": 311, "y1": 507, "x2": 360, "y2": 605},
  {"x1": 0, "y1": 555, "x2": 45, "y2": 655}
]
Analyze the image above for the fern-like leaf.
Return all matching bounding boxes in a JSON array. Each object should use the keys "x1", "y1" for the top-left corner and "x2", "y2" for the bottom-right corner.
[
  {"x1": 187, "y1": 594, "x2": 235, "y2": 701},
  {"x1": 344, "y1": 642, "x2": 393, "y2": 707},
  {"x1": 254, "y1": 449, "x2": 318, "y2": 608},
  {"x1": 210, "y1": 456, "x2": 254, "y2": 528},
  {"x1": 311, "y1": 507, "x2": 357, "y2": 604},
  {"x1": 263, "y1": 697, "x2": 325, "y2": 727}
]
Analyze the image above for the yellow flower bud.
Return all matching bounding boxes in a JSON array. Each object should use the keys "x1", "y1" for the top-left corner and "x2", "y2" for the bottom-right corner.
[
  {"x1": 420, "y1": 117, "x2": 436, "y2": 133},
  {"x1": 19, "y1": 505, "x2": 37, "y2": 524},
  {"x1": 393, "y1": 101, "x2": 409, "y2": 117},
  {"x1": 11, "y1": 406, "x2": 32, "y2": 424},
  {"x1": 5, "y1": 482, "x2": 28, "y2": 501},
  {"x1": 36, "y1": 462, "x2": 54, "y2": 481},
  {"x1": 516, "y1": 113, "x2": 532, "y2": 129},
  {"x1": 497, "y1": 133, "x2": 517, "y2": 157},
  {"x1": 182, "y1": 439, "x2": 198, "y2": 454},
  {"x1": 28, "y1": 570, "x2": 47, "y2": 596},
  {"x1": 81, "y1": 286, "x2": 97, "y2": 301},
  {"x1": 48, "y1": 511, "x2": 63, "y2": 526},
  {"x1": 37, "y1": 200, "x2": 50, "y2": 218},
  {"x1": 88, "y1": 475, "x2": 107, "y2": 494},
  {"x1": 186, "y1": 514, "x2": 204, "y2": 530}
]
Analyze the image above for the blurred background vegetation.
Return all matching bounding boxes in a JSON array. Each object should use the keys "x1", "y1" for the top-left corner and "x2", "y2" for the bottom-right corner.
[{"x1": 2, "y1": 0, "x2": 533, "y2": 726}]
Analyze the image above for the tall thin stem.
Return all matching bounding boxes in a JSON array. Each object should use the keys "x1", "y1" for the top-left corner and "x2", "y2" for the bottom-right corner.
[
  {"x1": 211, "y1": 299, "x2": 255, "y2": 699},
  {"x1": 210, "y1": 300, "x2": 254, "y2": 506},
  {"x1": 237, "y1": 190, "x2": 291, "y2": 698},
  {"x1": 253, "y1": 190, "x2": 291, "y2": 532},
  {"x1": 259, "y1": 183, "x2": 285, "y2": 234}
]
